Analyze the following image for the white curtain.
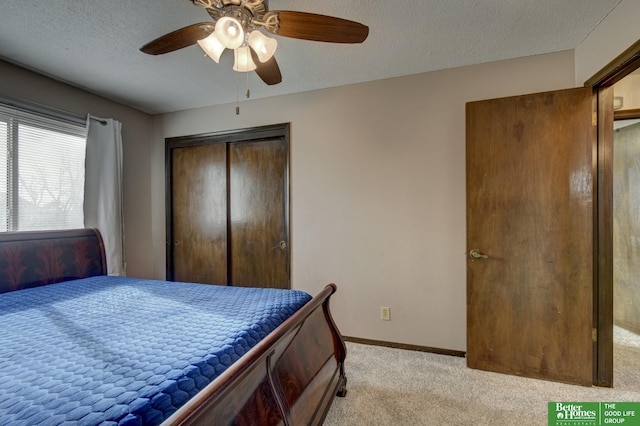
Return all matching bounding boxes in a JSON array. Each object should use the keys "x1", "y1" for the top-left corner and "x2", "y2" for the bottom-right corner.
[{"x1": 84, "y1": 115, "x2": 125, "y2": 276}]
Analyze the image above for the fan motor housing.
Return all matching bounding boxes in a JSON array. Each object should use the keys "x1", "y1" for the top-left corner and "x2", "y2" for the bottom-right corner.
[{"x1": 193, "y1": 0, "x2": 268, "y2": 21}]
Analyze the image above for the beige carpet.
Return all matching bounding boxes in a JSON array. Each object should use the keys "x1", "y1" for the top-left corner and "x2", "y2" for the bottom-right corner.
[{"x1": 324, "y1": 327, "x2": 640, "y2": 425}]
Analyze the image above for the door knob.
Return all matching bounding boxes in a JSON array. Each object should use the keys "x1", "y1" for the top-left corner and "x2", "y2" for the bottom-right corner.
[
  {"x1": 469, "y1": 249, "x2": 488, "y2": 260},
  {"x1": 279, "y1": 240, "x2": 287, "y2": 250}
]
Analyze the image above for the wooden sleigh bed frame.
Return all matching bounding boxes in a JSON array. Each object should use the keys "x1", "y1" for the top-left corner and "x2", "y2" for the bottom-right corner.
[{"x1": 0, "y1": 228, "x2": 347, "y2": 425}]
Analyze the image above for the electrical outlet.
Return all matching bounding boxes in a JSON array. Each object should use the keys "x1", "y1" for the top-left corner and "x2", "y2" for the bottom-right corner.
[{"x1": 381, "y1": 307, "x2": 391, "y2": 321}]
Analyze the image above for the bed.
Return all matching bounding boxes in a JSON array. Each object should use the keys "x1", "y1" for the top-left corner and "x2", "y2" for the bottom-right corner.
[{"x1": 0, "y1": 228, "x2": 347, "y2": 425}]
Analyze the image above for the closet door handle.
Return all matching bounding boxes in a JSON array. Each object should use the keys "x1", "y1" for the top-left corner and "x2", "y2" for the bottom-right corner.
[{"x1": 279, "y1": 240, "x2": 287, "y2": 250}]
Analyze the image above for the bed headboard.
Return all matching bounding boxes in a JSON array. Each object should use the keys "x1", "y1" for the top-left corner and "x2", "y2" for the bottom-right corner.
[{"x1": 0, "y1": 228, "x2": 107, "y2": 294}]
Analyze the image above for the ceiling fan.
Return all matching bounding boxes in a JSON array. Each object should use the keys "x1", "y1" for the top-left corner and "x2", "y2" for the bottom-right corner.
[{"x1": 140, "y1": 0, "x2": 369, "y2": 86}]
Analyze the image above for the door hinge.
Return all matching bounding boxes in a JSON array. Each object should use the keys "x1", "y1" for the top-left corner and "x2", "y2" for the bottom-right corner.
[
  {"x1": 592, "y1": 328, "x2": 597, "y2": 342},
  {"x1": 592, "y1": 112, "x2": 597, "y2": 127}
]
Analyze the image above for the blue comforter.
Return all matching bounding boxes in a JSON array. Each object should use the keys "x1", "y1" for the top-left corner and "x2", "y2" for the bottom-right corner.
[{"x1": 0, "y1": 276, "x2": 312, "y2": 425}]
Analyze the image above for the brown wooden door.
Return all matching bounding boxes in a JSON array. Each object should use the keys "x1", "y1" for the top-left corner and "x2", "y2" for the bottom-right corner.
[
  {"x1": 466, "y1": 87, "x2": 596, "y2": 385},
  {"x1": 229, "y1": 139, "x2": 289, "y2": 288},
  {"x1": 168, "y1": 124, "x2": 290, "y2": 289},
  {"x1": 172, "y1": 143, "x2": 228, "y2": 284}
]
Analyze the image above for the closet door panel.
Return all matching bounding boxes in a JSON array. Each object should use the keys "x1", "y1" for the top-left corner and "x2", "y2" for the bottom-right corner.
[
  {"x1": 172, "y1": 143, "x2": 228, "y2": 284},
  {"x1": 229, "y1": 139, "x2": 289, "y2": 288}
]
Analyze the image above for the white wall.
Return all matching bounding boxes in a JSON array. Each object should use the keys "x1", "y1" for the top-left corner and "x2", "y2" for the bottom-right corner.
[
  {"x1": 575, "y1": 0, "x2": 640, "y2": 85},
  {"x1": 153, "y1": 50, "x2": 575, "y2": 351},
  {"x1": 0, "y1": 60, "x2": 155, "y2": 279},
  {"x1": 614, "y1": 73, "x2": 640, "y2": 110}
]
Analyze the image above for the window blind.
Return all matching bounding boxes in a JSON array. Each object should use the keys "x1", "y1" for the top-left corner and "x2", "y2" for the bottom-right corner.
[{"x1": 0, "y1": 104, "x2": 86, "y2": 232}]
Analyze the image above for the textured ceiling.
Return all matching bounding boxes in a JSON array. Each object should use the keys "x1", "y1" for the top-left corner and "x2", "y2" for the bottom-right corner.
[{"x1": 0, "y1": 0, "x2": 622, "y2": 114}]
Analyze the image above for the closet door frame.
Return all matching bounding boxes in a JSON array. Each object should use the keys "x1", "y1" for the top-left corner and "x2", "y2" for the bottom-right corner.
[{"x1": 165, "y1": 123, "x2": 291, "y2": 283}]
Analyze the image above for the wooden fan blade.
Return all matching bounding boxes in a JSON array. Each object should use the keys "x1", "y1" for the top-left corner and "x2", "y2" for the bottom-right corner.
[
  {"x1": 267, "y1": 11, "x2": 369, "y2": 43},
  {"x1": 140, "y1": 23, "x2": 214, "y2": 55},
  {"x1": 250, "y1": 48, "x2": 282, "y2": 85}
]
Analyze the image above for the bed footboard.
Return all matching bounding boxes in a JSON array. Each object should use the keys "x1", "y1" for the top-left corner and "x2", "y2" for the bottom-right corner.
[
  {"x1": 163, "y1": 283, "x2": 347, "y2": 426},
  {"x1": 0, "y1": 228, "x2": 107, "y2": 293}
]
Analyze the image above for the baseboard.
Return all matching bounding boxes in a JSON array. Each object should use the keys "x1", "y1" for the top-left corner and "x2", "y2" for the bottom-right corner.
[{"x1": 343, "y1": 336, "x2": 466, "y2": 358}]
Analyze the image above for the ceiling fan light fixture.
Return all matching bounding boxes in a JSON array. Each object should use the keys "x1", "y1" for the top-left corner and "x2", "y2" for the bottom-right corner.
[
  {"x1": 140, "y1": 1, "x2": 370, "y2": 86},
  {"x1": 197, "y1": 33, "x2": 225, "y2": 63},
  {"x1": 215, "y1": 16, "x2": 245, "y2": 49},
  {"x1": 248, "y1": 30, "x2": 277, "y2": 63},
  {"x1": 233, "y1": 46, "x2": 257, "y2": 72}
]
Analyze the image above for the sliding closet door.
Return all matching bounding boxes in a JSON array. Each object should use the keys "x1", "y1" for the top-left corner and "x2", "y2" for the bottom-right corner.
[
  {"x1": 229, "y1": 139, "x2": 289, "y2": 288},
  {"x1": 171, "y1": 143, "x2": 228, "y2": 284},
  {"x1": 167, "y1": 124, "x2": 290, "y2": 289}
]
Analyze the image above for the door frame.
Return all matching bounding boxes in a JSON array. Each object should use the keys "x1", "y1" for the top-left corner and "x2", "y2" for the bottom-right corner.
[
  {"x1": 164, "y1": 123, "x2": 291, "y2": 283},
  {"x1": 586, "y1": 40, "x2": 640, "y2": 387}
]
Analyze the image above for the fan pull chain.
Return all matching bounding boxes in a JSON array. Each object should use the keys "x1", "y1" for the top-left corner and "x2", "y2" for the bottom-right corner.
[
  {"x1": 246, "y1": 71, "x2": 251, "y2": 99},
  {"x1": 236, "y1": 73, "x2": 240, "y2": 115},
  {"x1": 235, "y1": 72, "x2": 252, "y2": 115}
]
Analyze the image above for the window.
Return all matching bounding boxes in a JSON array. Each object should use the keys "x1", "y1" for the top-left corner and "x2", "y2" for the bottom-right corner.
[{"x1": 0, "y1": 104, "x2": 86, "y2": 232}]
